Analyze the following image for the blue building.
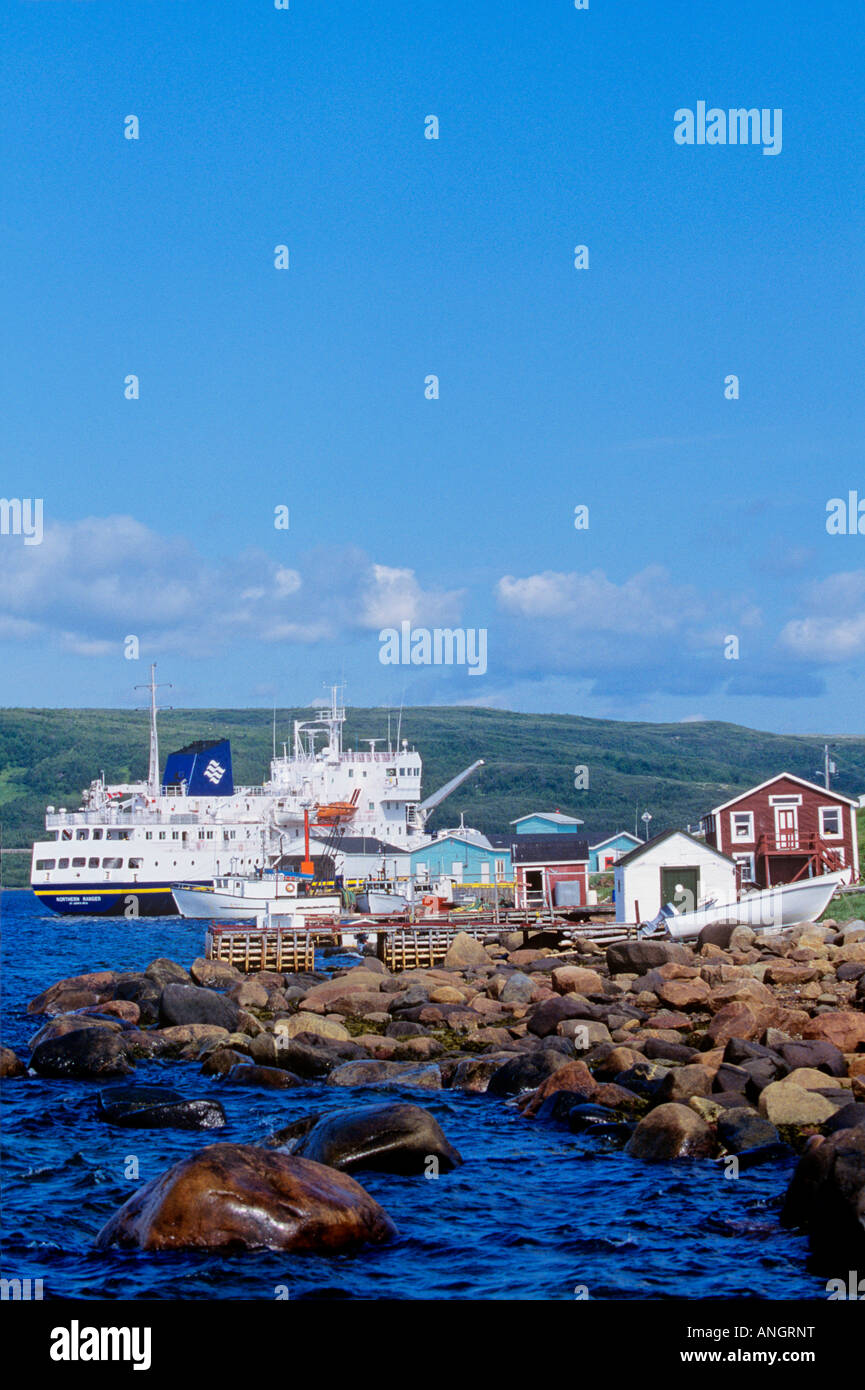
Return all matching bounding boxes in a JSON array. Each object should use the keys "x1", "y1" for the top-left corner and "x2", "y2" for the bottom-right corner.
[
  {"x1": 588, "y1": 831, "x2": 642, "y2": 872},
  {"x1": 511, "y1": 812, "x2": 584, "y2": 836},
  {"x1": 410, "y1": 828, "x2": 513, "y2": 886}
]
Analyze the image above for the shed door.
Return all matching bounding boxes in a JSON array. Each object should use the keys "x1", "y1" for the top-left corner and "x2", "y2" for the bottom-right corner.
[{"x1": 660, "y1": 867, "x2": 700, "y2": 912}]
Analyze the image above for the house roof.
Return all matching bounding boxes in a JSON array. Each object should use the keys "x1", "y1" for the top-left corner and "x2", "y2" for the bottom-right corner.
[
  {"x1": 411, "y1": 831, "x2": 494, "y2": 853},
  {"x1": 704, "y1": 772, "x2": 859, "y2": 817},
  {"x1": 511, "y1": 833, "x2": 589, "y2": 865},
  {"x1": 320, "y1": 836, "x2": 406, "y2": 855},
  {"x1": 615, "y1": 827, "x2": 737, "y2": 869},
  {"x1": 589, "y1": 831, "x2": 643, "y2": 852},
  {"x1": 510, "y1": 811, "x2": 584, "y2": 826}
]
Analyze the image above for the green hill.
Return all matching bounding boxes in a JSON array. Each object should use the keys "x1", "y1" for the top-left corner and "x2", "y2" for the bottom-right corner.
[{"x1": 1, "y1": 704, "x2": 864, "y2": 886}]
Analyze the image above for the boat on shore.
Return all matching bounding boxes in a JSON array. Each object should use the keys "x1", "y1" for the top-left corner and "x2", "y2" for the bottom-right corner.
[{"x1": 642, "y1": 868, "x2": 850, "y2": 940}]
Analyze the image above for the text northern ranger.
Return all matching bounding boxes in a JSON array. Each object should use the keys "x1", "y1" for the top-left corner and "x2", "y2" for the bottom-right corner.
[{"x1": 50, "y1": 1321, "x2": 152, "y2": 1371}]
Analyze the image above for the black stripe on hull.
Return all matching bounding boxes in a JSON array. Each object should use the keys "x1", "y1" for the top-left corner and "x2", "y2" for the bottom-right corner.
[{"x1": 31, "y1": 883, "x2": 208, "y2": 917}]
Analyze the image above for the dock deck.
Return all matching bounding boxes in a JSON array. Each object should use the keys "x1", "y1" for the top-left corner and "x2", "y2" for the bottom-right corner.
[{"x1": 204, "y1": 908, "x2": 642, "y2": 973}]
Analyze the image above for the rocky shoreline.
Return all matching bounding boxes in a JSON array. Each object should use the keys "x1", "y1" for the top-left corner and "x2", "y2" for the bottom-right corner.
[{"x1": 3, "y1": 918, "x2": 864, "y2": 1270}]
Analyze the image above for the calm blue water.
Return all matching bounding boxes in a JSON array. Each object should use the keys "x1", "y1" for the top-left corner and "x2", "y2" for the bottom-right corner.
[{"x1": 0, "y1": 889, "x2": 827, "y2": 1300}]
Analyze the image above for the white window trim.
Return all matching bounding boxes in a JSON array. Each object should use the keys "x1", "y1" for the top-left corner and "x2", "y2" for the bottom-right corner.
[
  {"x1": 818, "y1": 806, "x2": 844, "y2": 840},
  {"x1": 769, "y1": 794, "x2": 802, "y2": 806},
  {"x1": 732, "y1": 851, "x2": 756, "y2": 880},
  {"x1": 729, "y1": 810, "x2": 754, "y2": 843}
]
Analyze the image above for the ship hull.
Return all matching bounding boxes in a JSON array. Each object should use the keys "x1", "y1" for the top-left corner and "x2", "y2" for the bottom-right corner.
[{"x1": 31, "y1": 881, "x2": 201, "y2": 917}]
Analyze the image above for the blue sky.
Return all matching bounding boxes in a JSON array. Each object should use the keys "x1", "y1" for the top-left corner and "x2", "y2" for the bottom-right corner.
[{"x1": 2, "y1": 0, "x2": 864, "y2": 732}]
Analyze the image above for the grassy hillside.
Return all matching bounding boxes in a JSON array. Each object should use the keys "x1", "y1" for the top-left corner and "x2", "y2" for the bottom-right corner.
[{"x1": 1, "y1": 704, "x2": 864, "y2": 886}]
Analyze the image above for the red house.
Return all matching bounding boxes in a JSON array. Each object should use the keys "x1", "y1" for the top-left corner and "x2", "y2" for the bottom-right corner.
[
  {"x1": 700, "y1": 774, "x2": 860, "y2": 888},
  {"x1": 511, "y1": 834, "x2": 589, "y2": 911}
]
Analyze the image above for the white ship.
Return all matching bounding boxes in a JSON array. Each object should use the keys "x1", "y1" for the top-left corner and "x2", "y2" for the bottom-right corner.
[{"x1": 30, "y1": 667, "x2": 483, "y2": 916}]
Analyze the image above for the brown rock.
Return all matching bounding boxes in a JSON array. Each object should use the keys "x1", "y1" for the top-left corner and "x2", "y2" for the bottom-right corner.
[
  {"x1": 802, "y1": 1011, "x2": 865, "y2": 1054},
  {"x1": 94, "y1": 1144, "x2": 396, "y2": 1252},
  {"x1": 551, "y1": 966, "x2": 606, "y2": 996},
  {"x1": 656, "y1": 978, "x2": 711, "y2": 1011},
  {"x1": 523, "y1": 1060, "x2": 598, "y2": 1117},
  {"x1": 0, "y1": 1046, "x2": 27, "y2": 1078},
  {"x1": 624, "y1": 1103, "x2": 714, "y2": 1160},
  {"x1": 27, "y1": 971, "x2": 118, "y2": 1017}
]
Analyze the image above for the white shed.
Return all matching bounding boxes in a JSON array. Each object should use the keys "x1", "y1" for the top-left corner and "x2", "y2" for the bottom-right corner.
[{"x1": 613, "y1": 829, "x2": 737, "y2": 924}]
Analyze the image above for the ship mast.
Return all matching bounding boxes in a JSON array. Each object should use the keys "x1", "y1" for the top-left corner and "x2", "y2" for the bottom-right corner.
[{"x1": 135, "y1": 663, "x2": 172, "y2": 798}]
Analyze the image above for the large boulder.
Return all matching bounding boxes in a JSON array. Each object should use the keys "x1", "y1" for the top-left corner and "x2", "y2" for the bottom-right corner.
[
  {"x1": 189, "y1": 957, "x2": 243, "y2": 988},
  {"x1": 824, "y1": 1102, "x2": 865, "y2": 1134},
  {"x1": 782, "y1": 1127, "x2": 865, "y2": 1265},
  {"x1": 758, "y1": 1081, "x2": 840, "y2": 1127},
  {"x1": 499, "y1": 972, "x2": 537, "y2": 1005},
  {"x1": 449, "y1": 1054, "x2": 516, "y2": 1093},
  {"x1": 94, "y1": 1143, "x2": 396, "y2": 1253},
  {"x1": 802, "y1": 1011, "x2": 865, "y2": 1054},
  {"x1": 273, "y1": 1013, "x2": 351, "y2": 1042},
  {"x1": 0, "y1": 1046, "x2": 26, "y2": 1078},
  {"x1": 717, "y1": 1107, "x2": 780, "y2": 1153},
  {"x1": 606, "y1": 941, "x2": 693, "y2": 975},
  {"x1": 159, "y1": 983, "x2": 239, "y2": 1032},
  {"x1": 522, "y1": 1060, "x2": 598, "y2": 1117},
  {"x1": 222, "y1": 1063, "x2": 303, "y2": 1089},
  {"x1": 779, "y1": 1039, "x2": 847, "y2": 1078},
  {"x1": 486, "y1": 1049, "x2": 571, "y2": 1098},
  {"x1": 30, "y1": 1027, "x2": 132, "y2": 1078},
  {"x1": 443, "y1": 933, "x2": 492, "y2": 968},
  {"x1": 527, "y1": 996, "x2": 589, "y2": 1038},
  {"x1": 27, "y1": 971, "x2": 117, "y2": 1017},
  {"x1": 326, "y1": 1061, "x2": 442, "y2": 1090},
  {"x1": 144, "y1": 958, "x2": 193, "y2": 988},
  {"x1": 625, "y1": 1103, "x2": 714, "y2": 1160},
  {"x1": 97, "y1": 1084, "x2": 226, "y2": 1129},
  {"x1": 290, "y1": 1102, "x2": 462, "y2": 1174}
]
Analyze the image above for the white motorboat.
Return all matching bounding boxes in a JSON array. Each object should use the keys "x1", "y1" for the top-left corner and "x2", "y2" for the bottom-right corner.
[
  {"x1": 642, "y1": 869, "x2": 850, "y2": 940},
  {"x1": 173, "y1": 871, "x2": 342, "y2": 922}
]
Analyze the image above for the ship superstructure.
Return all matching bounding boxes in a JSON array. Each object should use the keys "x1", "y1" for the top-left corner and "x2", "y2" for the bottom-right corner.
[{"x1": 29, "y1": 668, "x2": 482, "y2": 915}]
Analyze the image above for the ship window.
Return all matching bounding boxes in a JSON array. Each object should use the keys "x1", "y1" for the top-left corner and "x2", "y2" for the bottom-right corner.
[
  {"x1": 72, "y1": 857, "x2": 86, "y2": 868},
  {"x1": 44, "y1": 831, "x2": 59, "y2": 841},
  {"x1": 102, "y1": 857, "x2": 123, "y2": 869},
  {"x1": 129, "y1": 858, "x2": 143, "y2": 868},
  {"x1": 159, "y1": 832, "x2": 166, "y2": 840},
  {"x1": 172, "y1": 832, "x2": 179, "y2": 840},
  {"x1": 145, "y1": 832, "x2": 153, "y2": 840},
  {"x1": 58, "y1": 857, "x2": 70, "y2": 869},
  {"x1": 107, "y1": 829, "x2": 130, "y2": 840},
  {"x1": 92, "y1": 829, "x2": 103, "y2": 840},
  {"x1": 61, "y1": 829, "x2": 72, "y2": 841},
  {"x1": 348, "y1": 769, "x2": 354, "y2": 777},
  {"x1": 88, "y1": 857, "x2": 99, "y2": 868},
  {"x1": 387, "y1": 768, "x2": 396, "y2": 777},
  {"x1": 36, "y1": 859, "x2": 56, "y2": 870},
  {"x1": 76, "y1": 829, "x2": 89, "y2": 840}
]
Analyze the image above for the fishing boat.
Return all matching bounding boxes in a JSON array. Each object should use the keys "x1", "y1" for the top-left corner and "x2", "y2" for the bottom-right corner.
[
  {"x1": 174, "y1": 871, "x2": 342, "y2": 922},
  {"x1": 642, "y1": 868, "x2": 850, "y2": 940},
  {"x1": 353, "y1": 877, "x2": 411, "y2": 916}
]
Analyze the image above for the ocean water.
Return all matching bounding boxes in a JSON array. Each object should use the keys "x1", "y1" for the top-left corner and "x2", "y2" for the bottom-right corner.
[{"x1": 0, "y1": 889, "x2": 828, "y2": 1301}]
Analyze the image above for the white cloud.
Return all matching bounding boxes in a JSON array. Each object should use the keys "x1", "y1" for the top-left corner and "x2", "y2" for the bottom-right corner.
[
  {"x1": 496, "y1": 565, "x2": 704, "y2": 635},
  {"x1": 780, "y1": 570, "x2": 865, "y2": 661},
  {"x1": 360, "y1": 563, "x2": 464, "y2": 629},
  {"x1": 0, "y1": 515, "x2": 464, "y2": 658}
]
